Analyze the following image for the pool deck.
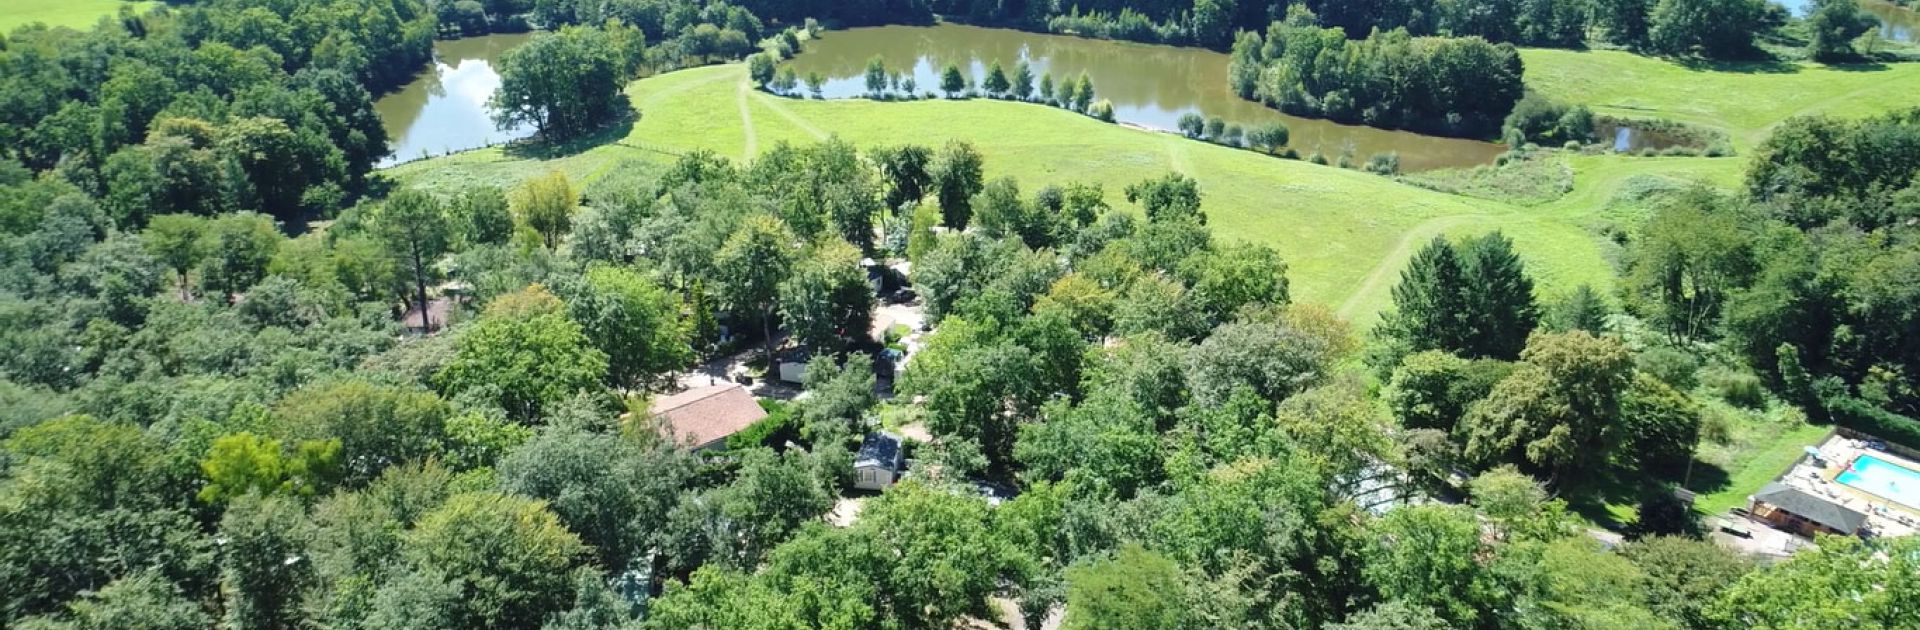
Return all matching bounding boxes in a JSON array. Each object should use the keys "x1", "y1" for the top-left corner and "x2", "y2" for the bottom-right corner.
[{"x1": 1782, "y1": 436, "x2": 1920, "y2": 538}]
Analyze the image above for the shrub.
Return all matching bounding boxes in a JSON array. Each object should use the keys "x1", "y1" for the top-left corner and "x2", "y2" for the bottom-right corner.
[
  {"x1": 1089, "y1": 99, "x2": 1116, "y2": 122},
  {"x1": 1365, "y1": 152, "x2": 1401, "y2": 175},
  {"x1": 1702, "y1": 366, "x2": 1767, "y2": 409}
]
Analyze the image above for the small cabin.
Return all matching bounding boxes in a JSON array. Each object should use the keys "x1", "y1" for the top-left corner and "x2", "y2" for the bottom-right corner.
[{"x1": 853, "y1": 432, "x2": 906, "y2": 491}]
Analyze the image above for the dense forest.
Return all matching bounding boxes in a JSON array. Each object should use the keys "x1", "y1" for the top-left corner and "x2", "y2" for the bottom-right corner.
[{"x1": 4, "y1": 0, "x2": 1920, "y2": 628}]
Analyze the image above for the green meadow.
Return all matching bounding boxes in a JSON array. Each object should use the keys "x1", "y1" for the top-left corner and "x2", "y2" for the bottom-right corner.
[
  {"x1": 391, "y1": 62, "x2": 1767, "y2": 324},
  {"x1": 0, "y1": 0, "x2": 155, "y2": 32},
  {"x1": 1522, "y1": 48, "x2": 1920, "y2": 149}
]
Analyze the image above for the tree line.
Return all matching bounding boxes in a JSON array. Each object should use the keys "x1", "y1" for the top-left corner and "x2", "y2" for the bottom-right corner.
[{"x1": 1230, "y1": 14, "x2": 1526, "y2": 138}]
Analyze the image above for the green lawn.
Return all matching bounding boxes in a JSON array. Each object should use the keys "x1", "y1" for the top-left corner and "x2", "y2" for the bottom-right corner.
[
  {"x1": 0, "y1": 0, "x2": 156, "y2": 32},
  {"x1": 1689, "y1": 406, "x2": 1835, "y2": 516},
  {"x1": 1522, "y1": 48, "x2": 1920, "y2": 150},
  {"x1": 392, "y1": 63, "x2": 1752, "y2": 323}
]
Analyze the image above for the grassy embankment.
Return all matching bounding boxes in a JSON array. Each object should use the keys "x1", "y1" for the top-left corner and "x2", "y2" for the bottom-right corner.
[{"x1": 0, "y1": 0, "x2": 157, "y2": 32}]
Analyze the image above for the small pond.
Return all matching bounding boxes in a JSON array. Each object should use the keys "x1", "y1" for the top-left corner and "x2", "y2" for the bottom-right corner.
[
  {"x1": 375, "y1": 33, "x2": 537, "y2": 167},
  {"x1": 782, "y1": 24, "x2": 1505, "y2": 172}
]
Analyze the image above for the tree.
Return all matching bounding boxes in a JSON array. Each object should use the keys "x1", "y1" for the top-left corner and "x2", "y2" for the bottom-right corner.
[
  {"x1": 865, "y1": 55, "x2": 888, "y2": 95},
  {"x1": 1124, "y1": 173, "x2": 1204, "y2": 224},
  {"x1": 1180, "y1": 242, "x2": 1290, "y2": 321},
  {"x1": 973, "y1": 177, "x2": 1055, "y2": 248},
  {"x1": 1013, "y1": 61, "x2": 1035, "y2": 100},
  {"x1": 1375, "y1": 237, "x2": 1473, "y2": 361},
  {"x1": 1063, "y1": 545, "x2": 1187, "y2": 630},
  {"x1": 715, "y1": 216, "x2": 798, "y2": 370},
  {"x1": 1460, "y1": 331, "x2": 1636, "y2": 486},
  {"x1": 372, "y1": 190, "x2": 451, "y2": 331},
  {"x1": 1178, "y1": 112, "x2": 1207, "y2": 138},
  {"x1": 1383, "y1": 351, "x2": 1512, "y2": 433},
  {"x1": 659, "y1": 448, "x2": 835, "y2": 570},
  {"x1": 873, "y1": 144, "x2": 933, "y2": 211},
  {"x1": 1714, "y1": 536, "x2": 1916, "y2": 628},
  {"x1": 1363, "y1": 505, "x2": 1495, "y2": 627},
  {"x1": 1621, "y1": 190, "x2": 1755, "y2": 342},
  {"x1": 1807, "y1": 0, "x2": 1875, "y2": 61},
  {"x1": 18, "y1": 571, "x2": 210, "y2": 630},
  {"x1": 853, "y1": 481, "x2": 1030, "y2": 627},
  {"x1": 1326, "y1": 601, "x2": 1451, "y2": 630},
  {"x1": 272, "y1": 380, "x2": 450, "y2": 486},
  {"x1": 779, "y1": 239, "x2": 874, "y2": 354},
  {"x1": 498, "y1": 427, "x2": 693, "y2": 571},
  {"x1": 983, "y1": 62, "x2": 1011, "y2": 97},
  {"x1": 748, "y1": 52, "x2": 776, "y2": 88},
  {"x1": 940, "y1": 64, "x2": 966, "y2": 98},
  {"x1": 218, "y1": 493, "x2": 316, "y2": 630},
  {"x1": 1622, "y1": 536, "x2": 1753, "y2": 629},
  {"x1": 1595, "y1": 0, "x2": 1653, "y2": 46},
  {"x1": 1185, "y1": 320, "x2": 1335, "y2": 406},
  {"x1": 199, "y1": 212, "x2": 282, "y2": 302},
  {"x1": 1459, "y1": 232, "x2": 1539, "y2": 360},
  {"x1": 1248, "y1": 122, "x2": 1290, "y2": 153},
  {"x1": 1546, "y1": 283, "x2": 1611, "y2": 333},
  {"x1": 197, "y1": 432, "x2": 342, "y2": 503},
  {"x1": 562, "y1": 265, "x2": 692, "y2": 390},
  {"x1": 1071, "y1": 72, "x2": 1095, "y2": 112},
  {"x1": 1647, "y1": 0, "x2": 1764, "y2": 58},
  {"x1": 402, "y1": 492, "x2": 589, "y2": 629},
  {"x1": 491, "y1": 25, "x2": 626, "y2": 140},
  {"x1": 514, "y1": 171, "x2": 578, "y2": 250},
  {"x1": 451, "y1": 186, "x2": 513, "y2": 248},
  {"x1": 142, "y1": 214, "x2": 206, "y2": 300},
  {"x1": 930, "y1": 141, "x2": 986, "y2": 229},
  {"x1": 1039, "y1": 74, "x2": 1056, "y2": 103},
  {"x1": 435, "y1": 311, "x2": 609, "y2": 421}
]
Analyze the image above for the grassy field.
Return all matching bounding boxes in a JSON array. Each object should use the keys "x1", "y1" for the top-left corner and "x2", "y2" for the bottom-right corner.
[
  {"x1": 0, "y1": 0, "x2": 156, "y2": 32},
  {"x1": 1522, "y1": 48, "x2": 1920, "y2": 149},
  {"x1": 391, "y1": 63, "x2": 1751, "y2": 323}
]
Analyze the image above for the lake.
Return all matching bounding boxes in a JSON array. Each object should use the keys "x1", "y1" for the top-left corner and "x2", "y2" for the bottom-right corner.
[
  {"x1": 782, "y1": 24, "x2": 1505, "y2": 172},
  {"x1": 376, "y1": 33, "x2": 536, "y2": 167},
  {"x1": 1775, "y1": 0, "x2": 1918, "y2": 42}
]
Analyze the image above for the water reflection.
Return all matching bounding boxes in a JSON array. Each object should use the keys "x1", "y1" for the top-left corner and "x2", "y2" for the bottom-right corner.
[
  {"x1": 375, "y1": 33, "x2": 537, "y2": 167},
  {"x1": 783, "y1": 24, "x2": 1505, "y2": 171}
]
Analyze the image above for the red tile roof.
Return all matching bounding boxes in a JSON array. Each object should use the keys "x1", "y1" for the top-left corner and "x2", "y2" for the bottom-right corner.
[{"x1": 649, "y1": 384, "x2": 766, "y2": 449}]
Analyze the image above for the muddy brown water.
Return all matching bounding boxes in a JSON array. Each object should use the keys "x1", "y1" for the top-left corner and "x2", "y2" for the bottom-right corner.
[
  {"x1": 375, "y1": 33, "x2": 537, "y2": 167},
  {"x1": 782, "y1": 23, "x2": 1506, "y2": 171}
]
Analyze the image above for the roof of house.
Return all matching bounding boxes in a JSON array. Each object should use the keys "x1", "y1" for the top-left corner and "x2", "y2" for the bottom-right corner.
[
  {"x1": 1755, "y1": 482, "x2": 1868, "y2": 534},
  {"x1": 855, "y1": 431, "x2": 904, "y2": 470},
  {"x1": 650, "y1": 384, "x2": 767, "y2": 448}
]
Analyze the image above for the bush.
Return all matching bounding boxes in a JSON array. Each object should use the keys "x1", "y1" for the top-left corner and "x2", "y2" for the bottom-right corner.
[
  {"x1": 1502, "y1": 94, "x2": 1594, "y2": 146},
  {"x1": 1177, "y1": 112, "x2": 1206, "y2": 138},
  {"x1": 1365, "y1": 152, "x2": 1401, "y2": 175},
  {"x1": 727, "y1": 399, "x2": 799, "y2": 449},
  {"x1": 1637, "y1": 346, "x2": 1702, "y2": 390},
  {"x1": 1307, "y1": 151, "x2": 1328, "y2": 165},
  {"x1": 1702, "y1": 366, "x2": 1767, "y2": 409},
  {"x1": 1089, "y1": 99, "x2": 1116, "y2": 122}
]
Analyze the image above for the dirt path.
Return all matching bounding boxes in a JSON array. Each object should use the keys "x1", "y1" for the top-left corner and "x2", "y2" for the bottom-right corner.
[
  {"x1": 1334, "y1": 214, "x2": 1486, "y2": 320},
  {"x1": 736, "y1": 80, "x2": 758, "y2": 161}
]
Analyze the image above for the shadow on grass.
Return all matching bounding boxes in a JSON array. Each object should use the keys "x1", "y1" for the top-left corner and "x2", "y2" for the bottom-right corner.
[
  {"x1": 1676, "y1": 57, "x2": 1802, "y2": 74},
  {"x1": 502, "y1": 105, "x2": 639, "y2": 161}
]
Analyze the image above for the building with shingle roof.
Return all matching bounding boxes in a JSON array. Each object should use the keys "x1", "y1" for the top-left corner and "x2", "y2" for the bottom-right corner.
[
  {"x1": 649, "y1": 384, "x2": 767, "y2": 451},
  {"x1": 1751, "y1": 482, "x2": 1868, "y2": 537}
]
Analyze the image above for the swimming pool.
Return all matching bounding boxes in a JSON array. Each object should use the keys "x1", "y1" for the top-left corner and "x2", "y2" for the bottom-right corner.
[{"x1": 1836, "y1": 454, "x2": 1920, "y2": 510}]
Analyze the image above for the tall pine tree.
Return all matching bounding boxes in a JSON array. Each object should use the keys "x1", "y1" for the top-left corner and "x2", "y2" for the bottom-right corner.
[
  {"x1": 1461, "y1": 232, "x2": 1539, "y2": 360},
  {"x1": 1376, "y1": 233, "x2": 1540, "y2": 367},
  {"x1": 1377, "y1": 237, "x2": 1474, "y2": 356}
]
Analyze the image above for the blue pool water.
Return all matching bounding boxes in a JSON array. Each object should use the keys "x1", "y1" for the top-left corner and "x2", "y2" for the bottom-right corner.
[{"x1": 1836, "y1": 454, "x2": 1920, "y2": 510}]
